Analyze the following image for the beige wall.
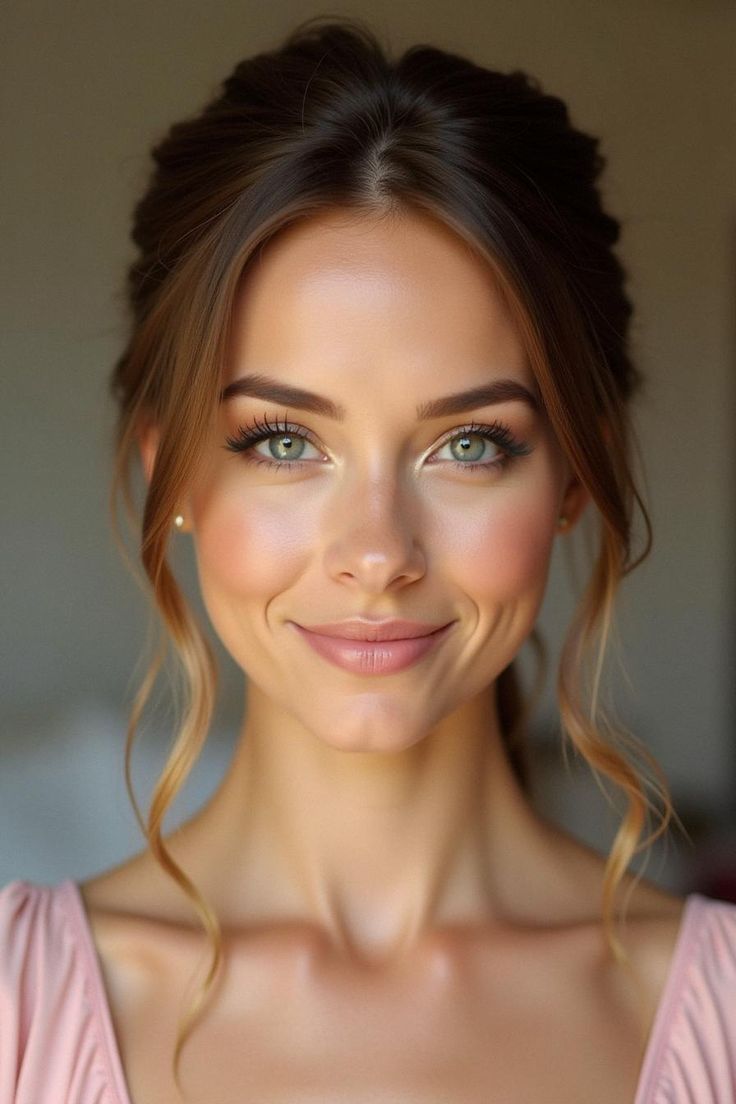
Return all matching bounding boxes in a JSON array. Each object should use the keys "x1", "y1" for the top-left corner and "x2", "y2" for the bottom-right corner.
[{"x1": 2, "y1": 2, "x2": 734, "y2": 842}]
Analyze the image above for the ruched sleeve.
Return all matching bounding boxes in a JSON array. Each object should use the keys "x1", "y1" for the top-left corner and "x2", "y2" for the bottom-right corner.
[
  {"x1": 635, "y1": 893, "x2": 736, "y2": 1103},
  {"x1": 0, "y1": 879, "x2": 129, "y2": 1104}
]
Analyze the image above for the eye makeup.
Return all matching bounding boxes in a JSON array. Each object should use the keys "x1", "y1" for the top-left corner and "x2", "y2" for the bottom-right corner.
[{"x1": 223, "y1": 413, "x2": 533, "y2": 475}]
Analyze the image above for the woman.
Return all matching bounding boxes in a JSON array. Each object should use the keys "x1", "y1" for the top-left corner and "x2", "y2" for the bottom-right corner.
[{"x1": 2, "y1": 15, "x2": 735, "y2": 1104}]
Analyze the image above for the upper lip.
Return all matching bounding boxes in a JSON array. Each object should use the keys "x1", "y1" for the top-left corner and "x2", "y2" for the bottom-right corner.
[{"x1": 294, "y1": 618, "x2": 452, "y2": 641}]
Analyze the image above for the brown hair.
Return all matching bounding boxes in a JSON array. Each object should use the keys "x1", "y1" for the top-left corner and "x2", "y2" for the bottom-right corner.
[{"x1": 110, "y1": 14, "x2": 680, "y2": 1093}]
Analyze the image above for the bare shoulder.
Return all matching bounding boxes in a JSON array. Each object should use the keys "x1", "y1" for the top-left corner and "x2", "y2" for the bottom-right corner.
[
  {"x1": 76, "y1": 849, "x2": 225, "y2": 1046},
  {"x1": 77, "y1": 833, "x2": 692, "y2": 1011},
  {"x1": 545, "y1": 825, "x2": 691, "y2": 960},
  {"x1": 611, "y1": 879, "x2": 691, "y2": 999},
  {"x1": 77, "y1": 850, "x2": 208, "y2": 980},
  {"x1": 79, "y1": 848, "x2": 186, "y2": 920},
  {"x1": 78, "y1": 839, "x2": 690, "y2": 956},
  {"x1": 77, "y1": 847, "x2": 319, "y2": 983},
  {"x1": 436, "y1": 874, "x2": 689, "y2": 986}
]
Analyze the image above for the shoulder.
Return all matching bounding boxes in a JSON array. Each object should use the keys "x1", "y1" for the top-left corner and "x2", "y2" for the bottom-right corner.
[
  {"x1": 0, "y1": 877, "x2": 72, "y2": 977},
  {"x1": 663, "y1": 891, "x2": 736, "y2": 1001},
  {"x1": 635, "y1": 892, "x2": 736, "y2": 1101},
  {"x1": 0, "y1": 876, "x2": 82, "y2": 999},
  {"x1": 76, "y1": 857, "x2": 213, "y2": 1001},
  {"x1": 682, "y1": 893, "x2": 736, "y2": 1001},
  {"x1": 0, "y1": 876, "x2": 50, "y2": 916},
  {"x1": 0, "y1": 878, "x2": 106, "y2": 1103}
]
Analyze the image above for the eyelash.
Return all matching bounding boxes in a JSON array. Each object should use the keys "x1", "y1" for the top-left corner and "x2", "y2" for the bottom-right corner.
[{"x1": 223, "y1": 414, "x2": 533, "y2": 474}]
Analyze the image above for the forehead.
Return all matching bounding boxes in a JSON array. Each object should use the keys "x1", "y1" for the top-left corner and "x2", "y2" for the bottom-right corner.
[{"x1": 226, "y1": 207, "x2": 531, "y2": 391}]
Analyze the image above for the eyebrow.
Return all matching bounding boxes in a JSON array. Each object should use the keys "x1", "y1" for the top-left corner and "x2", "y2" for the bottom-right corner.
[{"x1": 220, "y1": 373, "x2": 540, "y2": 418}]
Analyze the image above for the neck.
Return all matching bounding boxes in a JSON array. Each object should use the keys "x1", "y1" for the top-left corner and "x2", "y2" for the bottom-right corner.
[{"x1": 168, "y1": 679, "x2": 581, "y2": 963}]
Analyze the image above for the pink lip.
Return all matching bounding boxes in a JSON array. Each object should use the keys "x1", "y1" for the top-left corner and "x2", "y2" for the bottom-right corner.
[
  {"x1": 290, "y1": 621, "x2": 454, "y2": 675},
  {"x1": 294, "y1": 618, "x2": 450, "y2": 641}
]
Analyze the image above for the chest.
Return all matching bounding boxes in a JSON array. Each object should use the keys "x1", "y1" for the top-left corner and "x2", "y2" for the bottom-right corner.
[{"x1": 97, "y1": 928, "x2": 652, "y2": 1104}]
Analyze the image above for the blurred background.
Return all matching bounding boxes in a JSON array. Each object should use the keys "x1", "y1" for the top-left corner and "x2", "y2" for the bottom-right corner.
[{"x1": 2, "y1": 0, "x2": 734, "y2": 900}]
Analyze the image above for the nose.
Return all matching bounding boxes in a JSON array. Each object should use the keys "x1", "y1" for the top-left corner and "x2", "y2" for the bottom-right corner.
[{"x1": 322, "y1": 474, "x2": 426, "y2": 593}]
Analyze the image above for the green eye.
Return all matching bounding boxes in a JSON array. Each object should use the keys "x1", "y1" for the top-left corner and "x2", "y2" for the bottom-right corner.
[
  {"x1": 224, "y1": 416, "x2": 322, "y2": 470},
  {"x1": 429, "y1": 420, "x2": 533, "y2": 474},
  {"x1": 452, "y1": 433, "x2": 489, "y2": 462},
  {"x1": 256, "y1": 430, "x2": 310, "y2": 463},
  {"x1": 224, "y1": 415, "x2": 533, "y2": 474}
]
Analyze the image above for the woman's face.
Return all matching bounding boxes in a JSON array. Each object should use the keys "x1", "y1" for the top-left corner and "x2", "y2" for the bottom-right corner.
[{"x1": 180, "y1": 207, "x2": 584, "y2": 751}]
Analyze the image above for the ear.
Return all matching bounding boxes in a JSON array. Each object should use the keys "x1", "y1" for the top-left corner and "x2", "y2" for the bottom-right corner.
[
  {"x1": 137, "y1": 421, "x2": 192, "y2": 533},
  {"x1": 557, "y1": 414, "x2": 614, "y2": 532},
  {"x1": 137, "y1": 421, "x2": 160, "y2": 487},
  {"x1": 559, "y1": 472, "x2": 590, "y2": 530}
]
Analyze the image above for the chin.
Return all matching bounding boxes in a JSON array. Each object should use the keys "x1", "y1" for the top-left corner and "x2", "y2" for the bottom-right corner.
[{"x1": 299, "y1": 697, "x2": 438, "y2": 755}]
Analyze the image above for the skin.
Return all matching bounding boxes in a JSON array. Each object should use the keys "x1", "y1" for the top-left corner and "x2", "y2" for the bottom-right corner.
[
  {"x1": 81, "y1": 206, "x2": 687, "y2": 1101},
  {"x1": 142, "y1": 204, "x2": 594, "y2": 953}
]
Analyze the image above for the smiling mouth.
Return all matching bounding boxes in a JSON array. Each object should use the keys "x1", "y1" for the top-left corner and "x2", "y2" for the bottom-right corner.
[
  {"x1": 292, "y1": 618, "x2": 453, "y2": 641},
  {"x1": 289, "y1": 621, "x2": 455, "y2": 675}
]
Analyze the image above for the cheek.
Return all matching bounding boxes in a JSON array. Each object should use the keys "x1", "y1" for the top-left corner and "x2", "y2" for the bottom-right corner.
[
  {"x1": 189, "y1": 453, "x2": 560, "y2": 609},
  {"x1": 441, "y1": 486, "x2": 557, "y2": 604},
  {"x1": 192, "y1": 485, "x2": 316, "y2": 595}
]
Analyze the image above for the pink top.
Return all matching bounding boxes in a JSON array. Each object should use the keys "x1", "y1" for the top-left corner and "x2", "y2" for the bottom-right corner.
[{"x1": 1, "y1": 879, "x2": 735, "y2": 1102}]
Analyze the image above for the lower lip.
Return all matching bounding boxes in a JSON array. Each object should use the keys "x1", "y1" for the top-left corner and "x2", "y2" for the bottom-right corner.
[{"x1": 290, "y1": 623, "x2": 454, "y2": 675}]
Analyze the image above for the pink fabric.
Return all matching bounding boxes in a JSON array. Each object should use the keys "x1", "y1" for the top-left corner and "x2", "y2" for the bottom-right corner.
[{"x1": 0, "y1": 880, "x2": 735, "y2": 1102}]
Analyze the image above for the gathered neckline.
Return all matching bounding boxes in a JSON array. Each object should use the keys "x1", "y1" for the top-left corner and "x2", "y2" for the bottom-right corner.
[{"x1": 59, "y1": 879, "x2": 705, "y2": 1104}]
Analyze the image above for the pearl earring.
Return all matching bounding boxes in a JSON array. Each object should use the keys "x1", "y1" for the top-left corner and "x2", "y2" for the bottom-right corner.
[{"x1": 174, "y1": 514, "x2": 184, "y2": 529}]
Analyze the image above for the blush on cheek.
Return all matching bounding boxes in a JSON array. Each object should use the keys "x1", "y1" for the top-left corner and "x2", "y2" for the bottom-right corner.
[
  {"x1": 447, "y1": 493, "x2": 557, "y2": 605},
  {"x1": 193, "y1": 496, "x2": 315, "y2": 593}
]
